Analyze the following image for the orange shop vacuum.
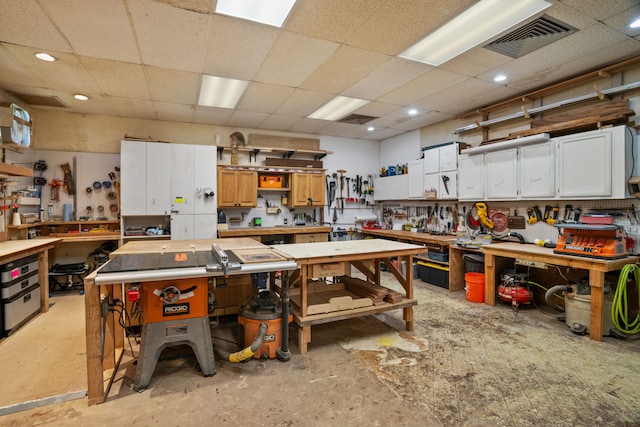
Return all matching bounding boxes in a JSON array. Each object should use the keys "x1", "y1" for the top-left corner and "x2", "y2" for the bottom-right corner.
[{"x1": 238, "y1": 272, "x2": 292, "y2": 361}]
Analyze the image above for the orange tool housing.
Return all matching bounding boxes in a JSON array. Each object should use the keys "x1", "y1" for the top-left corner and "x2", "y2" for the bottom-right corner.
[
  {"x1": 554, "y1": 224, "x2": 628, "y2": 259},
  {"x1": 140, "y1": 277, "x2": 208, "y2": 323}
]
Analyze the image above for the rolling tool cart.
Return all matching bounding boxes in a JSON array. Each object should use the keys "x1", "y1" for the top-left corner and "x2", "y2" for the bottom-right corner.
[{"x1": 1, "y1": 254, "x2": 41, "y2": 336}]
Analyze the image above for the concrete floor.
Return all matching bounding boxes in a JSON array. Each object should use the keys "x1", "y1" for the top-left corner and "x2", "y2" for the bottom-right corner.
[{"x1": 1, "y1": 273, "x2": 640, "y2": 426}]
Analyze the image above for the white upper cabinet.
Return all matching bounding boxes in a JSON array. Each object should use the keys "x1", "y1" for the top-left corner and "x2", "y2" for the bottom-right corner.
[
  {"x1": 458, "y1": 153, "x2": 485, "y2": 200},
  {"x1": 519, "y1": 141, "x2": 555, "y2": 199},
  {"x1": 439, "y1": 143, "x2": 458, "y2": 172},
  {"x1": 147, "y1": 143, "x2": 171, "y2": 215},
  {"x1": 485, "y1": 148, "x2": 518, "y2": 199},
  {"x1": 374, "y1": 175, "x2": 409, "y2": 200},
  {"x1": 422, "y1": 142, "x2": 459, "y2": 199},
  {"x1": 408, "y1": 159, "x2": 424, "y2": 198}
]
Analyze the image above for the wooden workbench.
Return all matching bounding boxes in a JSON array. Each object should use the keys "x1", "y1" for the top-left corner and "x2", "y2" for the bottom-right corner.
[
  {"x1": 218, "y1": 225, "x2": 331, "y2": 243},
  {"x1": 0, "y1": 238, "x2": 60, "y2": 316},
  {"x1": 272, "y1": 239, "x2": 425, "y2": 354},
  {"x1": 83, "y1": 237, "x2": 293, "y2": 405},
  {"x1": 482, "y1": 242, "x2": 639, "y2": 342},
  {"x1": 357, "y1": 228, "x2": 456, "y2": 251}
]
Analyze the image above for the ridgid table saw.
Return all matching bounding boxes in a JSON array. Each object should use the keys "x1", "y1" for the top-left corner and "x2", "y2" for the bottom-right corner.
[{"x1": 83, "y1": 238, "x2": 297, "y2": 405}]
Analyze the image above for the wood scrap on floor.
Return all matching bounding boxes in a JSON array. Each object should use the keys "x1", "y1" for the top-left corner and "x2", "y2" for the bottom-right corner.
[{"x1": 340, "y1": 276, "x2": 388, "y2": 306}]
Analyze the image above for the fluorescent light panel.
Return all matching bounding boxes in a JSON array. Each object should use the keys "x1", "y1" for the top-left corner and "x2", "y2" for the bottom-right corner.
[
  {"x1": 198, "y1": 75, "x2": 248, "y2": 109},
  {"x1": 215, "y1": 0, "x2": 297, "y2": 27},
  {"x1": 308, "y1": 96, "x2": 370, "y2": 121},
  {"x1": 400, "y1": 0, "x2": 551, "y2": 66}
]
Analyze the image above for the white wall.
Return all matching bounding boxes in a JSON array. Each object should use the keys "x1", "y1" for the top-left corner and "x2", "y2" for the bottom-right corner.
[{"x1": 379, "y1": 130, "x2": 421, "y2": 169}]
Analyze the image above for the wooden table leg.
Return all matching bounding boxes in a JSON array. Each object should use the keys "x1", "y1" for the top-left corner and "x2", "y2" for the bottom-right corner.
[
  {"x1": 298, "y1": 325, "x2": 310, "y2": 355},
  {"x1": 484, "y1": 252, "x2": 496, "y2": 306},
  {"x1": 403, "y1": 306, "x2": 414, "y2": 331},
  {"x1": 589, "y1": 270, "x2": 605, "y2": 342},
  {"x1": 85, "y1": 276, "x2": 105, "y2": 405}
]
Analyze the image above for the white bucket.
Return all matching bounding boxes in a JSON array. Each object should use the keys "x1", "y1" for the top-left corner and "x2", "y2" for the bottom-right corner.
[{"x1": 565, "y1": 293, "x2": 613, "y2": 336}]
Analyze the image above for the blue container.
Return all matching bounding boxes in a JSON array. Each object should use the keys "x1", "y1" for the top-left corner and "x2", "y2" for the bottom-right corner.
[{"x1": 387, "y1": 166, "x2": 395, "y2": 176}]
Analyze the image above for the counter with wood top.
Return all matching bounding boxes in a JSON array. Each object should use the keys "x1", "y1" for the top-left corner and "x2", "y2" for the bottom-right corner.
[
  {"x1": 357, "y1": 228, "x2": 456, "y2": 250},
  {"x1": 272, "y1": 238, "x2": 425, "y2": 354},
  {"x1": 0, "y1": 237, "x2": 60, "y2": 317},
  {"x1": 482, "y1": 242, "x2": 639, "y2": 342},
  {"x1": 218, "y1": 225, "x2": 332, "y2": 243}
]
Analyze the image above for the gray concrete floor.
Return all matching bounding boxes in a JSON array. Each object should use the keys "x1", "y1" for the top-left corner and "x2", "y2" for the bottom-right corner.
[{"x1": 1, "y1": 273, "x2": 640, "y2": 426}]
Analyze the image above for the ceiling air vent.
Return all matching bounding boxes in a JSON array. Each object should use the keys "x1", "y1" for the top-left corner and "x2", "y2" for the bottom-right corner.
[
  {"x1": 9, "y1": 93, "x2": 67, "y2": 108},
  {"x1": 337, "y1": 114, "x2": 377, "y2": 125},
  {"x1": 484, "y1": 15, "x2": 577, "y2": 59}
]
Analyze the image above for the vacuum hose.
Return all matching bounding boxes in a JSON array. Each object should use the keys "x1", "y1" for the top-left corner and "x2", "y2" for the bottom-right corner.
[
  {"x1": 612, "y1": 264, "x2": 640, "y2": 335},
  {"x1": 214, "y1": 322, "x2": 268, "y2": 362},
  {"x1": 544, "y1": 284, "x2": 571, "y2": 312}
]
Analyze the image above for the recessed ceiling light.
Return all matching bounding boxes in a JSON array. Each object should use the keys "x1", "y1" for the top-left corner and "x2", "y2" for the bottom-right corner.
[
  {"x1": 198, "y1": 74, "x2": 249, "y2": 109},
  {"x1": 408, "y1": 108, "x2": 418, "y2": 116},
  {"x1": 367, "y1": 126, "x2": 375, "y2": 131},
  {"x1": 630, "y1": 17, "x2": 640, "y2": 28},
  {"x1": 74, "y1": 94, "x2": 89, "y2": 101},
  {"x1": 494, "y1": 74, "x2": 507, "y2": 82},
  {"x1": 400, "y1": 0, "x2": 551, "y2": 66},
  {"x1": 215, "y1": 0, "x2": 297, "y2": 27},
  {"x1": 35, "y1": 52, "x2": 56, "y2": 62},
  {"x1": 308, "y1": 96, "x2": 370, "y2": 121}
]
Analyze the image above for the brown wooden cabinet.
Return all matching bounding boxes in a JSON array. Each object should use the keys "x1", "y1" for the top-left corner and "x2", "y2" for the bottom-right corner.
[
  {"x1": 217, "y1": 167, "x2": 257, "y2": 207},
  {"x1": 290, "y1": 172, "x2": 325, "y2": 207}
]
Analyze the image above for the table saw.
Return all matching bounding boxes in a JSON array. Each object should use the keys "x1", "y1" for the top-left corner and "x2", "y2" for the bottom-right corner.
[{"x1": 84, "y1": 238, "x2": 297, "y2": 402}]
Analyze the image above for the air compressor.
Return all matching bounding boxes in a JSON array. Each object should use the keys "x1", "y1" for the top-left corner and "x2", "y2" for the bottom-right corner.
[{"x1": 498, "y1": 271, "x2": 532, "y2": 306}]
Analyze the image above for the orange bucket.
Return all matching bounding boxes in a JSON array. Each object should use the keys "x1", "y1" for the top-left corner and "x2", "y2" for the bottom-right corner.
[{"x1": 465, "y1": 272, "x2": 485, "y2": 303}]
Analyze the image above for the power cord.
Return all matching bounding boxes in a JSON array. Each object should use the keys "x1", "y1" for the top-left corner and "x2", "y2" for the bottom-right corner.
[{"x1": 612, "y1": 264, "x2": 640, "y2": 336}]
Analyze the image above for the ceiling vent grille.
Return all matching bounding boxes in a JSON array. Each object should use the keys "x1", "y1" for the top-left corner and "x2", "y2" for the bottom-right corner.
[
  {"x1": 9, "y1": 93, "x2": 67, "y2": 108},
  {"x1": 484, "y1": 15, "x2": 577, "y2": 59},
  {"x1": 337, "y1": 113, "x2": 377, "y2": 125}
]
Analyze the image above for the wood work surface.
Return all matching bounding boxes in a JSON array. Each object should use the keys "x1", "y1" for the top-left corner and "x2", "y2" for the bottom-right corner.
[
  {"x1": 109, "y1": 237, "x2": 267, "y2": 257},
  {"x1": 272, "y1": 238, "x2": 425, "y2": 262},
  {"x1": 218, "y1": 225, "x2": 331, "y2": 238},
  {"x1": 0, "y1": 237, "x2": 60, "y2": 259},
  {"x1": 358, "y1": 229, "x2": 456, "y2": 249},
  {"x1": 482, "y1": 242, "x2": 639, "y2": 342}
]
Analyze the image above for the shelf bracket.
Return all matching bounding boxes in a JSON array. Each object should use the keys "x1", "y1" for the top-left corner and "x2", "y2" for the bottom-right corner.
[
  {"x1": 217, "y1": 146, "x2": 224, "y2": 160},
  {"x1": 282, "y1": 151, "x2": 295, "y2": 159},
  {"x1": 314, "y1": 153, "x2": 327, "y2": 160},
  {"x1": 250, "y1": 149, "x2": 260, "y2": 163}
]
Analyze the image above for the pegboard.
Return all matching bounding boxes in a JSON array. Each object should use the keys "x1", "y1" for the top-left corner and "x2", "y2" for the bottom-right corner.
[{"x1": 5, "y1": 150, "x2": 121, "y2": 221}]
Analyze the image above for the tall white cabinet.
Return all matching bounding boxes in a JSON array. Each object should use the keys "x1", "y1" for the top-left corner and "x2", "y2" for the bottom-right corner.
[
  {"x1": 120, "y1": 141, "x2": 217, "y2": 241},
  {"x1": 422, "y1": 142, "x2": 459, "y2": 200}
]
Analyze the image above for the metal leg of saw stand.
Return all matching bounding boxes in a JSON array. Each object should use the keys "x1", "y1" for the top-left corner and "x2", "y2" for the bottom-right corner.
[{"x1": 133, "y1": 316, "x2": 217, "y2": 392}]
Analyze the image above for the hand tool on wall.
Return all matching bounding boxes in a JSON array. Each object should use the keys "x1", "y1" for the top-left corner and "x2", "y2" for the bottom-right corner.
[
  {"x1": 337, "y1": 170, "x2": 346, "y2": 214},
  {"x1": 563, "y1": 204, "x2": 573, "y2": 222},
  {"x1": 507, "y1": 209, "x2": 526, "y2": 229},
  {"x1": 441, "y1": 175, "x2": 450, "y2": 195},
  {"x1": 526, "y1": 206, "x2": 541, "y2": 224},
  {"x1": 345, "y1": 177, "x2": 350, "y2": 199},
  {"x1": 60, "y1": 162, "x2": 75, "y2": 195},
  {"x1": 544, "y1": 205, "x2": 559, "y2": 225},
  {"x1": 333, "y1": 205, "x2": 338, "y2": 224},
  {"x1": 328, "y1": 180, "x2": 336, "y2": 217}
]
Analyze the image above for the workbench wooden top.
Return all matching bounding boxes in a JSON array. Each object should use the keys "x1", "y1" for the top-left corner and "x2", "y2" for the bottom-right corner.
[
  {"x1": 272, "y1": 238, "x2": 424, "y2": 261},
  {"x1": 111, "y1": 237, "x2": 265, "y2": 256},
  {"x1": 218, "y1": 225, "x2": 331, "y2": 237},
  {"x1": 482, "y1": 242, "x2": 640, "y2": 271},
  {"x1": 0, "y1": 237, "x2": 61, "y2": 259},
  {"x1": 358, "y1": 228, "x2": 456, "y2": 246}
]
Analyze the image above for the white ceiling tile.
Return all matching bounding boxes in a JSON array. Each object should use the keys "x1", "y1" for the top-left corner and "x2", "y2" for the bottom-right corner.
[
  {"x1": 201, "y1": 15, "x2": 280, "y2": 80},
  {"x1": 558, "y1": 0, "x2": 638, "y2": 21},
  {"x1": 145, "y1": 66, "x2": 201, "y2": 104},
  {"x1": 391, "y1": 111, "x2": 454, "y2": 131},
  {"x1": 0, "y1": 0, "x2": 73, "y2": 53},
  {"x1": 343, "y1": 58, "x2": 432, "y2": 100},
  {"x1": 40, "y1": 0, "x2": 140, "y2": 63},
  {"x1": 235, "y1": 82, "x2": 295, "y2": 114},
  {"x1": 227, "y1": 110, "x2": 269, "y2": 128},
  {"x1": 274, "y1": 89, "x2": 333, "y2": 117},
  {"x1": 253, "y1": 32, "x2": 339, "y2": 87},
  {"x1": 354, "y1": 101, "x2": 404, "y2": 118},
  {"x1": 128, "y1": 0, "x2": 209, "y2": 72},
  {"x1": 300, "y1": 45, "x2": 390, "y2": 94},
  {"x1": 378, "y1": 69, "x2": 468, "y2": 106},
  {"x1": 153, "y1": 102, "x2": 195, "y2": 122},
  {"x1": 155, "y1": 0, "x2": 214, "y2": 13},
  {"x1": 81, "y1": 57, "x2": 150, "y2": 99},
  {"x1": 0, "y1": 44, "x2": 43, "y2": 88},
  {"x1": 287, "y1": 118, "x2": 331, "y2": 134},
  {"x1": 258, "y1": 114, "x2": 303, "y2": 131},
  {"x1": 193, "y1": 106, "x2": 234, "y2": 124}
]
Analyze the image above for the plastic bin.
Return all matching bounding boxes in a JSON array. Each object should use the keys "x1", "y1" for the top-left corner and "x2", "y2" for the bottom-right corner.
[
  {"x1": 417, "y1": 261, "x2": 449, "y2": 289},
  {"x1": 428, "y1": 249, "x2": 449, "y2": 262},
  {"x1": 463, "y1": 253, "x2": 484, "y2": 273}
]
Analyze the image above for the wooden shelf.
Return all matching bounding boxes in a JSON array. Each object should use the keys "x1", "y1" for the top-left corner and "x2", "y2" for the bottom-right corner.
[{"x1": 0, "y1": 162, "x2": 33, "y2": 177}]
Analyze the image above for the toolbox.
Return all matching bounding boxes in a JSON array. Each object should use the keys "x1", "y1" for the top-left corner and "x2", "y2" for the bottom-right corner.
[
  {"x1": 259, "y1": 175, "x2": 284, "y2": 188},
  {"x1": 417, "y1": 261, "x2": 449, "y2": 289},
  {"x1": 427, "y1": 249, "x2": 449, "y2": 262},
  {"x1": 1, "y1": 254, "x2": 40, "y2": 336}
]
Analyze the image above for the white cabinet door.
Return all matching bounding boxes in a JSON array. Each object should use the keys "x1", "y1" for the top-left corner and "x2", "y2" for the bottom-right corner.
[
  {"x1": 373, "y1": 175, "x2": 409, "y2": 200},
  {"x1": 146, "y1": 143, "x2": 171, "y2": 215},
  {"x1": 486, "y1": 148, "x2": 518, "y2": 199},
  {"x1": 120, "y1": 141, "x2": 147, "y2": 215},
  {"x1": 423, "y1": 173, "x2": 439, "y2": 197},
  {"x1": 557, "y1": 131, "x2": 612, "y2": 198},
  {"x1": 408, "y1": 159, "x2": 424, "y2": 198},
  {"x1": 519, "y1": 141, "x2": 555, "y2": 199},
  {"x1": 193, "y1": 145, "x2": 217, "y2": 215},
  {"x1": 423, "y1": 149, "x2": 439, "y2": 174},
  {"x1": 439, "y1": 143, "x2": 458, "y2": 172},
  {"x1": 439, "y1": 171, "x2": 457, "y2": 199},
  {"x1": 170, "y1": 144, "x2": 195, "y2": 215},
  {"x1": 458, "y1": 154, "x2": 484, "y2": 200},
  {"x1": 171, "y1": 214, "x2": 193, "y2": 240},
  {"x1": 193, "y1": 214, "x2": 217, "y2": 239}
]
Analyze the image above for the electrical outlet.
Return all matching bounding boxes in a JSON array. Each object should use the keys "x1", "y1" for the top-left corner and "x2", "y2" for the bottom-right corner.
[{"x1": 515, "y1": 259, "x2": 547, "y2": 269}]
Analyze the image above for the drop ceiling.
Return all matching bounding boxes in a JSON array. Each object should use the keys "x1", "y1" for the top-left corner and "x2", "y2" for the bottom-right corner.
[{"x1": 0, "y1": 0, "x2": 638, "y2": 141}]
